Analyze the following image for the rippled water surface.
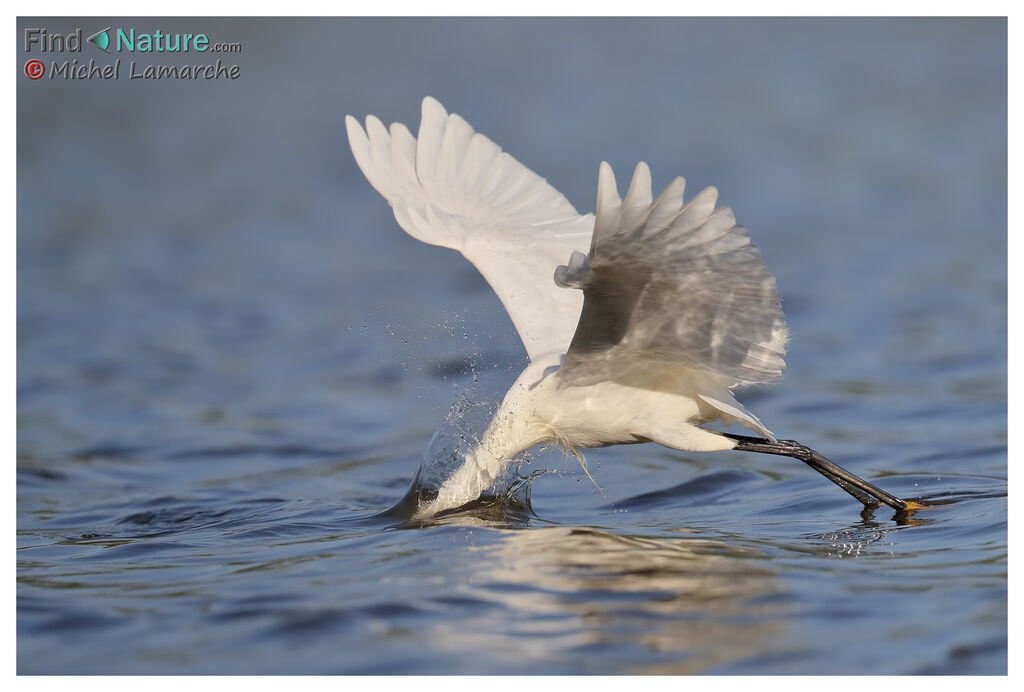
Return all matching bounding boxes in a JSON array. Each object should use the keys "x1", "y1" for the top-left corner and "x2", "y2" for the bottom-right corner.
[{"x1": 17, "y1": 18, "x2": 1006, "y2": 674}]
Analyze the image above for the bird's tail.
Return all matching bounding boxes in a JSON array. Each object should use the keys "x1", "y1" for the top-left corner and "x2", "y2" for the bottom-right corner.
[{"x1": 697, "y1": 391, "x2": 776, "y2": 442}]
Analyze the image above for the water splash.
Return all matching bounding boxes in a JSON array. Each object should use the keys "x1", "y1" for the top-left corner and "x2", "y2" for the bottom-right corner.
[{"x1": 379, "y1": 395, "x2": 542, "y2": 523}]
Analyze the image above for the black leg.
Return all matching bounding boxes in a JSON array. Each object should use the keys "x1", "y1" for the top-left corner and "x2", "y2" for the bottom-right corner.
[{"x1": 723, "y1": 434, "x2": 907, "y2": 512}]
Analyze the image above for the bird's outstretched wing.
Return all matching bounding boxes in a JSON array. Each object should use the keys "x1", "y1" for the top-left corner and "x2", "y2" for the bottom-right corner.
[
  {"x1": 556, "y1": 162, "x2": 788, "y2": 389},
  {"x1": 346, "y1": 97, "x2": 594, "y2": 361}
]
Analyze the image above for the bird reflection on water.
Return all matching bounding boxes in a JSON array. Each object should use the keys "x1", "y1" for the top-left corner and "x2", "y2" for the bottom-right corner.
[{"x1": 410, "y1": 523, "x2": 790, "y2": 673}]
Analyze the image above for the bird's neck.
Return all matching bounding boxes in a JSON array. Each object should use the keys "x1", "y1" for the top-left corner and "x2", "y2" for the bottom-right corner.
[
  {"x1": 478, "y1": 355, "x2": 560, "y2": 457},
  {"x1": 422, "y1": 359, "x2": 557, "y2": 516}
]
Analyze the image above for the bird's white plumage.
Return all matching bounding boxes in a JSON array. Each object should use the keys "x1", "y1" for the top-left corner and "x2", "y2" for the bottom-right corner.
[
  {"x1": 345, "y1": 97, "x2": 593, "y2": 361},
  {"x1": 347, "y1": 97, "x2": 790, "y2": 515},
  {"x1": 558, "y1": 161, "x2": 788, "y2": 389}
]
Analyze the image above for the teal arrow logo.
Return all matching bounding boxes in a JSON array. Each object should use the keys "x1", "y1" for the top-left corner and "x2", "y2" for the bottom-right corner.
[{"x1": 87, "y1": 27, "x2": 110, "y2": 52}]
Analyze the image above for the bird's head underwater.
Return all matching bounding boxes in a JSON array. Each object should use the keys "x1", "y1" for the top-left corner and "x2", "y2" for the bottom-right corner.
[{"x1": 383, "y1": 407, "x2": 541, "y2": 522}]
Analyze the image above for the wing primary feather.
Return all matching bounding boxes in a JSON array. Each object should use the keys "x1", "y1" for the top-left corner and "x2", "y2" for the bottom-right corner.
[
  {"x1": 366, "y1": 116, "x2": 393, "y2": 187},
  {"x1": 671, "y1": 185, "x2": 719, "y2": 235},
  {"x1": 416, "y1": 97, "x2": 449, "y2": 192},
  {"x1": 388, "y1": 122, "x2": 418, "y2": 185},
  {"x1": 646, "y1": 176, "x2": 686, "y2": 233},
  {"x1": 620, "y1": 162, "x2": 653, "y2": 239},
  {"x1": 593, "y1": 162, "x2": 621, "y2": 251},
  {"x1": 346, "y1": 116, "x2": 382, "y2": 197}
]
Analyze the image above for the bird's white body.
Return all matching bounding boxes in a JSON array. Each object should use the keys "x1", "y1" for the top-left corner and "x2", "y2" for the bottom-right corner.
[
  {"x1": 347, "y1": 97, "x2": 789, "y2": 516},
  {"x1": 433, "y1": 354, "x2": 738, "y2": 514}
]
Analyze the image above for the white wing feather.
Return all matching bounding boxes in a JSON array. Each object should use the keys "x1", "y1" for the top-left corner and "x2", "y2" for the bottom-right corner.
[
  {"x1": 558, "y1": 161, "x2": 788, "y2": 388},
  {"x1": 556, "y1": 162, "x2": 789, "y2": 438},
  {"x1": 346, "y1": 97, "x2": 594, "y2": 360}
]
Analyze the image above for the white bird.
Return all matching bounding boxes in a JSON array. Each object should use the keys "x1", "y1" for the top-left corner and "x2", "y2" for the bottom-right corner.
[{"x1": 346, "y1": 97, "x2": 908, "y2": 517}]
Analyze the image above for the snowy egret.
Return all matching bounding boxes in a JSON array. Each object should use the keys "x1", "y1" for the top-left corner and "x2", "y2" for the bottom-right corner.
[{"x1": 346, "y1": 97, "x2": 908, "y2": 516}]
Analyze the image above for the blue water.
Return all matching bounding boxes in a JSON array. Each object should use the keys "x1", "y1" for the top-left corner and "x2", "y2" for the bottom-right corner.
[{"x1": 17, "y1": 17, "x2": 1006, "y2": 674}]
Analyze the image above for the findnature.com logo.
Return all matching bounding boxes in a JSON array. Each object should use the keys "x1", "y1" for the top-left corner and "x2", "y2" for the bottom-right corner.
[{"x1": 22, "y1": 25, "x2": 242, "y2": 81}]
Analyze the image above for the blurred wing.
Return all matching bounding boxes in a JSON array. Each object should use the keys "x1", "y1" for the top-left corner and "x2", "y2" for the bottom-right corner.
[
  {"x1": 346, "y1": 97, "x2": 594, "y2": 361},
  {"x1": 556, "y1": 161, "x2": 788, "y2": 389}
]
